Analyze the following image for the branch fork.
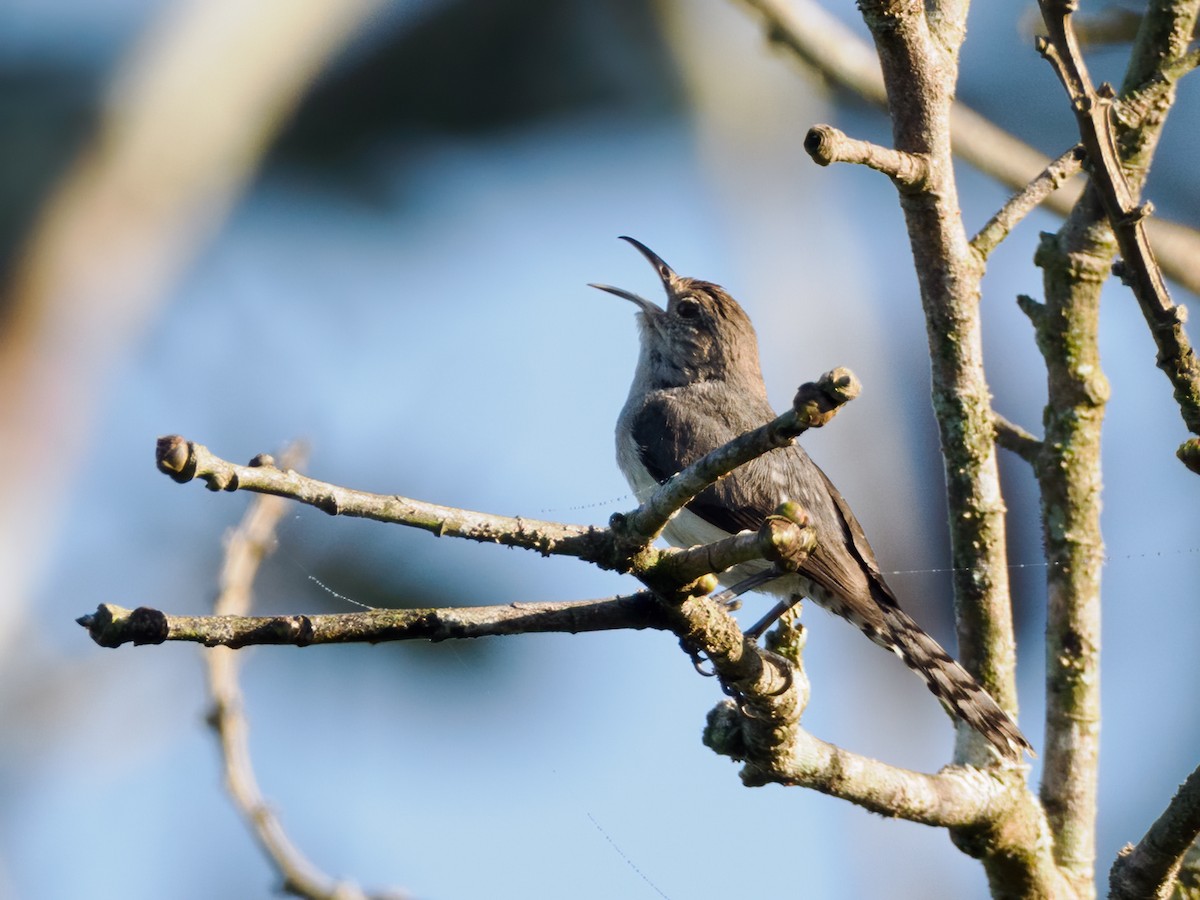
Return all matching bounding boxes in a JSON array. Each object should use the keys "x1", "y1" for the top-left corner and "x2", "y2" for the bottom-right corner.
[
  {"x1": 78, "y1": 367, "x2": 1017, "y2": 826},
  {"x1": 1037, "y1": 0, "x2": 1200, "y2": 448}
]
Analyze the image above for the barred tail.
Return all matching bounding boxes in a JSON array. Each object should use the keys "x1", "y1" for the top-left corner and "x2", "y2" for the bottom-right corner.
[{"x1": 882, "y1": 606, "x2": 1033, "y2": 760}]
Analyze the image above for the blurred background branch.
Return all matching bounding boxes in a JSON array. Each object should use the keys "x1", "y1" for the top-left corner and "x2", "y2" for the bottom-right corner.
[
  {"x1": 0, "y1": 0, "x2": 381, "y2": 650},
  {"x1": 207, "y1": 443, "x2": 408, "y2": 900}
]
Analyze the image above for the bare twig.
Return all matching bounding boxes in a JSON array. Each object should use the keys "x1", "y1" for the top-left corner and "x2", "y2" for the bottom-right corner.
[
  {"x1": 1118, "y1": 53, "x2": 1200, "y2": 134},
  {"x1": 147, "y1": 436, "x2": 776, "y2": 599},
  {"x1": 77, "y1": 595, "x2": 670, "y2": 649},
  {"x1": 993, "y1": 413, "x2": 1043, "y2": 464},
  {"x1": 80, "y1": 414, "x2": 1025, "y2": 835},
  {"x1": 1109, "y1": 764, "x2": 1200, "y2": 900},
  {"x1": 153, "y1": 435, "x2": 614, "y2": 565},
  {"x1": 706, "y1": 692, "x2": 1012, "y2": 827},
  {"x1": 151, "y1": 370, "x2": 852, "y2": 592},
  {"x1": 804, "y1": 124, "x2": 930, "y2": 189},
  {"x1": 710, "y1": 696, "x2": 1009, "y2": 824},
  {"x1": 971, "y1": 146, "x2": 1086, "y2": 261},
  {"x1": 650, "y1": 512, "x2": 816, "y2": 592},
  {"x1": 206, "y1": 447, "x2": 407, "y2": 900}
]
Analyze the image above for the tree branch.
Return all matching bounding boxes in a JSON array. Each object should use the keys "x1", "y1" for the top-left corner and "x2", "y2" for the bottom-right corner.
[
  {"x1": 652, "y1": 511, "x2": 816, "y2": 593},
  {"x1": 702, "y1": 615, "x2": 1059, "y2": 876},
  {"x1": 1029, "y1": 0, "x2": 1200, "y2": 892},
  {"x1": 649, "y1": 586, "x2": 1016, "y2": 832},
  {"x1": 1110, "y1": 764, "x2": 1200, "y2": 900},
  {"x1": 1038, "y1": 0, "x2": 1200, "y2": 455},
  {"x1": 77, "y1": 527, "x2": 1008, "y2": 833},
  {"x1": 993, "y1": 412, "x2": 1043, "y2": 464},
  {"x1": 971, "y1": 145, "x2": 1086, "y2": 262},
  {"x1": 152, "y1": 367, "x2": 853, "y2": 597},
  {"x1": 706, "y1": 696, "x2": 1009, "y2": 828},
  {"x1": 849, "y1": 2, "x2": 1068, "y2": 893},
  {"x1": 81, "y1": 408, "x2": 1029, "y2": 837},
  {"x1": 1028, "y1": 220, "x2": 1109, "y2": 898},
  {"x1": 856, "y1": 0, "x2": 1022, "y2": 765},
  {"x1": 154, "y1": 435, "x2": 618, "y2": 563},
  {"x1": 77, "y1": 595, "x2": 670, "y2": 649}
]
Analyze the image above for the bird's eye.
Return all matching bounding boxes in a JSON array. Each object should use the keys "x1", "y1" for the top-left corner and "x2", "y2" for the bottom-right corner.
[{"x1": 676, "y1": 297, "x2": 701, "y2": 318}]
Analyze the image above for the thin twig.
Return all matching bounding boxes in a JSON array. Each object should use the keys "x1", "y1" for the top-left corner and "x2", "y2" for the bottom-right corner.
[
  {"x1": 80, "y1": 428, "x2": 1012, "y2": 831},
  {"x1": 993, "y1": 413, "x2": 1043, "y2": 464},
  {"x1": 971, "y1": 146, "x2": 1086, "y2": 261},
  {"x1": 1117, "y1": 51, "x2": 1200, "y2": 133},
  {"x1": 153, "y1": 435, "x2": 614, "y2": 564},
  {"x1": 649, "y1": 513, "x2": 815, "y2": 592},
  {"x1": 79, "y1": 511, "x2": 815, "y2": 651}
]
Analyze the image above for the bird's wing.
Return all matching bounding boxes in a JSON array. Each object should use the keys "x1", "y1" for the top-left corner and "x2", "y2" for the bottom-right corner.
[{"x1": 628, "y1": 393, "x2": 895, "y2": 609}]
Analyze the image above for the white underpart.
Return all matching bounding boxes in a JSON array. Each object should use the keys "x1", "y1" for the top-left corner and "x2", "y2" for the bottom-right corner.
[{"x1": 617, "y1": 424, "x2": 786, "y2": 589}]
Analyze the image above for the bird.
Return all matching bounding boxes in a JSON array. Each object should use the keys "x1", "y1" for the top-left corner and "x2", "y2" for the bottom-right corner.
[{"x1": 591, "y1": 236, "x2": 1032, "y2": 761}]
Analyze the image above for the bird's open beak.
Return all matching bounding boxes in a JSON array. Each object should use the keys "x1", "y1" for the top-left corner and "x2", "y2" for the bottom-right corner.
[
  {"x1": 588, "y1": 282, "x2": 662, "y2": 315},
  {"x1": 617, "y1": 235, "x2": 677, "y2": 289},
  {"x1": 589, "y1": 236, "x2": 677, "y2": 314}
]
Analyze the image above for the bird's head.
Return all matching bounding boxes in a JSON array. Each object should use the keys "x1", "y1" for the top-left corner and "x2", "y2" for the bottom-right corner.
[{"x1": 591, "y1": 236, "x2": 763, "y2": 391}]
